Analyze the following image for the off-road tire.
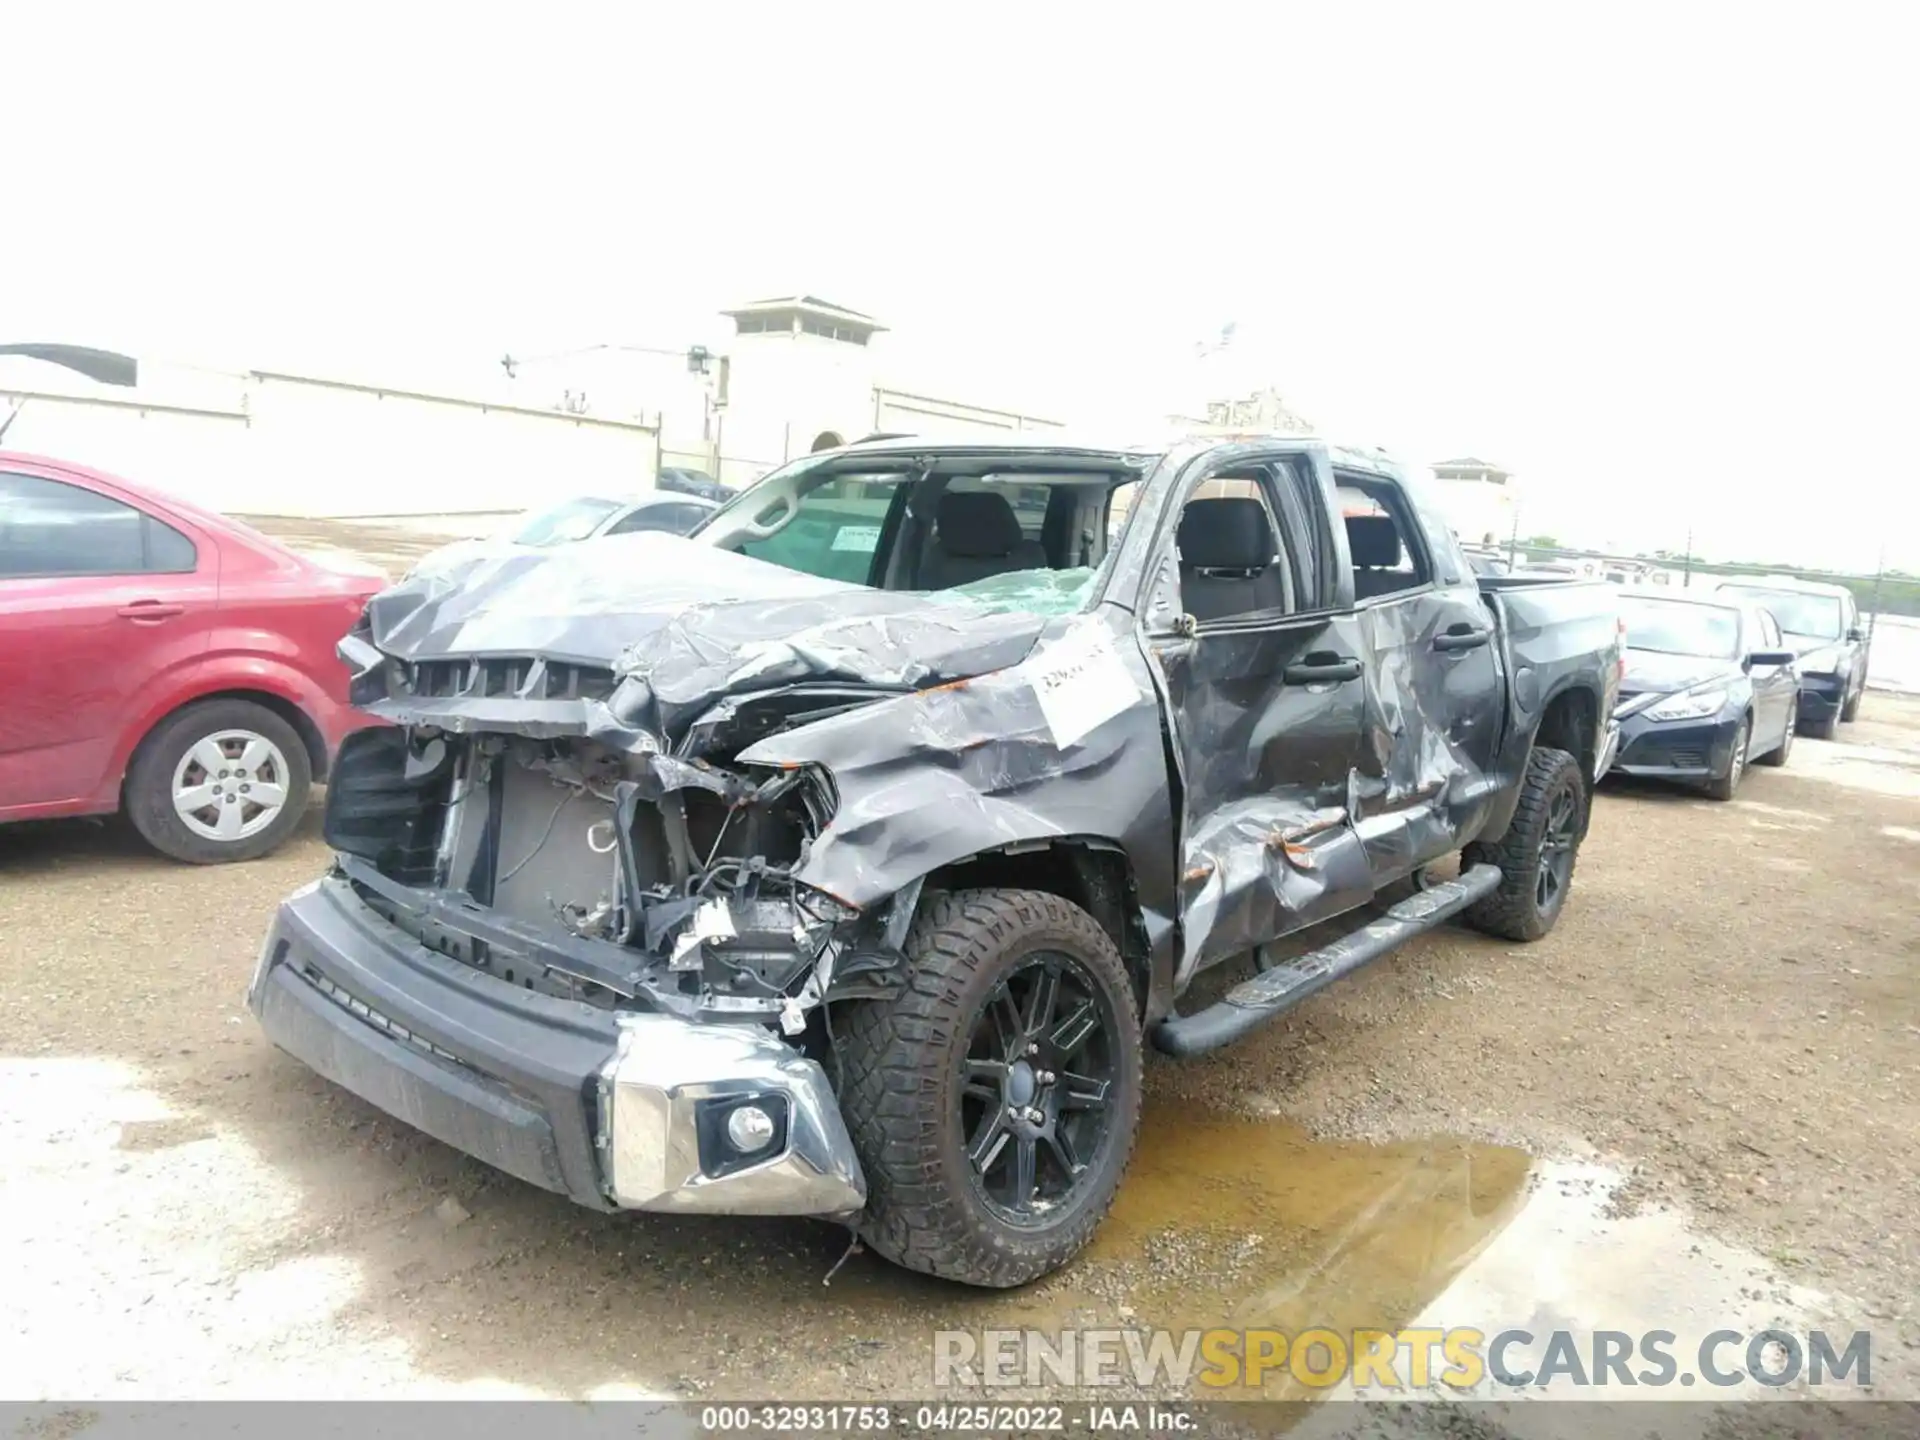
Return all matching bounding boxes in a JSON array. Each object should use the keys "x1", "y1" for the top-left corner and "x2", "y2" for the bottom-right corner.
[
  {"x1": 836, "y1": 888, "x2": 1144, "y2": 1288},
  {"x1": 1756, "y1": 707, "x2": 1794, "y2": 767},
  {"x1": 125, "y1": 699, "x2": 313, "y2": 864},
  {"x1": 1463, "y1": 745, "x2": 1586, "y2": 942},
  {"x1": 1703, "y1": 716, "x2": 1751, "y2": 801},
  {"x1": 1841, "y1": 683, "x2": 1862, "y2": 723}
]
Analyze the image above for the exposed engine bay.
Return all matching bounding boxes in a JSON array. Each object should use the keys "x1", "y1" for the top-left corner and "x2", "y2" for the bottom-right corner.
[{"x1": 325, "y1": 720, "x2": 917, "y2": 1031}]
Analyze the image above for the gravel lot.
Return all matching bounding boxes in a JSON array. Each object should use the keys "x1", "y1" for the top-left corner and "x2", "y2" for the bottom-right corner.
[{"x1": 3, "y1": 521, "x2": 1916, "y2": 1405}]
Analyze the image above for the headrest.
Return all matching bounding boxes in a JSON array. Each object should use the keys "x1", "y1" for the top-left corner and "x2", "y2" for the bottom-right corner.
[
  {"x1": 1346, "y1": 514, "x2": 1403, "y2": 569},
  {"x1": 1178, "y1": 497, "x2": 1274, "y2": 570},
  {"x1": 936, "y1": 491, "x2": 1025, "y2": 558}
]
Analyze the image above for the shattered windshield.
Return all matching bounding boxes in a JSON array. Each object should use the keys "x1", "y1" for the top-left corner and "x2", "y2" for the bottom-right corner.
[
  {"x1": 1714, "y1": 585, "x2": 1843, "y2": 640},
  {"x1": 511, "y1": 496, "x2": 625, "y2": 547},
  {"x1": 714, "y1": 465, "x2": 1132, "y2": 615},
  {"x1": 942, "y1": 566, "x2": 1100, "y2": 616}
]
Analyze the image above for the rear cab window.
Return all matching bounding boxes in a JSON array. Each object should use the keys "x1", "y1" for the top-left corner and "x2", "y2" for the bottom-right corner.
[{"x1": 1335, "y1": 477, "x2": 1431, "y2": 603}]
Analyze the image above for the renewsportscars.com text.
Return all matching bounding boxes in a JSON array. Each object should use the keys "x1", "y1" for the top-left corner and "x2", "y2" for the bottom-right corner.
[{"x1": 932, "y1": 1327, "x2": 1872, "y2": 1391}]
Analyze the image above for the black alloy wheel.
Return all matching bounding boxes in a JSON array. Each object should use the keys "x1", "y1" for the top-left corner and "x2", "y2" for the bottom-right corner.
[{"x1": 960, "y1": 952, "x2": 1119, "y2": 1226}]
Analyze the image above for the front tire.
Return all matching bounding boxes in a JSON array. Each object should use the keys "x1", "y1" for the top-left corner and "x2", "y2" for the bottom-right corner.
[
  {"x1": 1704, "y1": 716, "x2": 1751, "y2": 801},
  {"x1": 125, "y1": 699, "x2": 313, "y2": 864},
  {"x1": 1841, "y1": 681, "x2": 1862, "y2": 723},
  {"x1": 1463, "y1": 745, "x2": 1586, "y2": 942},
  {"x1": 1756, "y1": 706, "x2": 1794, "y2": 767},
  {"x1": 837, "y1": 888, "x2": 1143, "y2": 1288}
]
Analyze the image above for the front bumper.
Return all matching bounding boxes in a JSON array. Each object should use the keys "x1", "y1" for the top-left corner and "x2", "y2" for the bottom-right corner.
[
  {"x1": 248, "y1": 876, "x2": 864, "y2": 1218},
  {"x1": 1611, "y1": 710, "x2": 1743, "y2": 781},
  {"x1": 1593, "y1": 718, "x2": 1621, "y2": 782},
  {"x1": 1795, "y1": 679, "x2": 1843, "y2": 724}
]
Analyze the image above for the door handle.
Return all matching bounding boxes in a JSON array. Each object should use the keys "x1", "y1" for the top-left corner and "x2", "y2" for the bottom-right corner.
[
  {"x1": 1433, "y1": 624, "x2": 1492, "y2": 653},
  {"x1": 1283, "y1": 653, "x2": 1363, "y2": 685},
  {"x1": 117, "y1": 601, "x2": 186, "y2": 622}
]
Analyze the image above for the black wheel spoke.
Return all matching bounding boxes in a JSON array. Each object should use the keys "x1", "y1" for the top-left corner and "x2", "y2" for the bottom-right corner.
[
  {"x1": 968, "y1": 1109, "x2": 1010, "y2": 1174},
  {"x1": 963, "y1": 1057, "x2": 1006, "y2": 1102},
  {"x1": 1050, "y1": 1000, "x2": 1097, "y2": 1058},
  {"x1": 1045, "y1": 1128, "x2": 1082, "y2": 1179},
  {"x1": 1059, "y1": 1070, "x2": 1110, "y2": 1111},
  {"x1": 1011, "y1": 1135, "x2": 1038, "y2": 1203},
  {"x1": 990, "y1": 987, "x2": 1024, "y2": 1058},
  {"x1": 1025, "y1": 965, "x2": 1060, "y2": 1039}
]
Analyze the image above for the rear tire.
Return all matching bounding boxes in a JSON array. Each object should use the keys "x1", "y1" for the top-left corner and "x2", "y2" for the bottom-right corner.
[
  {"x1": 836, "y1": 888, "x2": 1143, "y2": 1288},
  {"x1": 125, "y1": 699, "x2": 313, "y2": 864},
  {"x1": 1463, "y1": 746, "x2": 1586, "y2": 942}
]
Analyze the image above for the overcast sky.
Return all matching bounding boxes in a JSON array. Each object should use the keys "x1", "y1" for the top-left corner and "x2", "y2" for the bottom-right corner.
[{"x1": 9, "y1": 4, "x2": 1916, "y2": 571}]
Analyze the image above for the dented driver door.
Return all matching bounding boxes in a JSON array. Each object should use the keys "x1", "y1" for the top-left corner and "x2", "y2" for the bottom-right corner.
[{"x1": 1143, "y1": 448, "x2": 1377, "y2": 986}]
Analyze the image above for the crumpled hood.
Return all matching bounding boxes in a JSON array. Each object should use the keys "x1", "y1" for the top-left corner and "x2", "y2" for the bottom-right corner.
[
  {"x1": 1622, "y1": 648, "x2": 1737, "y2": 695},
  {"x1": 358, "y1": 530, "x2": 1054, "y2": 731}
]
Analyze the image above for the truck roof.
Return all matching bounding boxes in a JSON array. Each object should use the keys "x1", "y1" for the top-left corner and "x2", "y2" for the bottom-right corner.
[{"x1": 833, "y1": 431, "x2": 1410, "y2": 479}]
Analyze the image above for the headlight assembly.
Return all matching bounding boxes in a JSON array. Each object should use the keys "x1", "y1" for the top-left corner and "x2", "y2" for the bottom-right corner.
[{"x1": 1645, "y1": 687, "x2": 1729, "y2": 722}]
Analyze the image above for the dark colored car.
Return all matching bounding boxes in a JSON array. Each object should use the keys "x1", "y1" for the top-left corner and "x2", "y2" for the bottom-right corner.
[
  {"x1": 1711, "y1": 576, "x2": 1866, "y2": 738},
  {"x1": 656, "y1": 466, "x2": 736, "y2": 503},
  {"x1": 1611, "y1": 591, "x2": 1799, "y2": 799},
  {"x1": 0, "y1": 451, "x2": 383, "y2": 861},
  {"x1": 1464, "y1": 549, "x2": 1510, "y2": 577},
  {"x1": 249, "y1": 434, "x2": 1623, "y2": 1288}
]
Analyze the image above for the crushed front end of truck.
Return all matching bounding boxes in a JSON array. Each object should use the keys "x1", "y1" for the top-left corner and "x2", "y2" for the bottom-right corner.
[{"x1": 246, "y1": 532, "x2": 1166, "y2": 1221}]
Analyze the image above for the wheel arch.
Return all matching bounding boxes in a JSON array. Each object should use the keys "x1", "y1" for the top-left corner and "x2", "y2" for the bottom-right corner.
[
  {"x1": 123, "y1": 687, "x2": 330, "y2": 794},
  {"x1": 915, "y1": 837, "x2": 1157, "y2": 1022},
  {"x1": 1474, "y1": 677, "x2": 1602, "y2": 848}
]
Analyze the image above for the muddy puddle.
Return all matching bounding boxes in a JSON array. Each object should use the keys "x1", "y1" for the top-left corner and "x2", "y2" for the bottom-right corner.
[{"x1": 865, "y1": 1096, "x2": 1852, "y2": 1404}]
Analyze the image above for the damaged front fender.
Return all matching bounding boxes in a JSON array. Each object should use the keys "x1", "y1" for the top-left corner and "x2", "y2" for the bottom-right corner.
[{"x1": 739, "y1": 611, "x2": 1182, "y2": 1014}]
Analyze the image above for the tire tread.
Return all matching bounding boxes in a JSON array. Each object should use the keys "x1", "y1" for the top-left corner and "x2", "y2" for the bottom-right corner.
[{"x1": 837, "y1": 887, "x2": 1142, "y2": 1289}]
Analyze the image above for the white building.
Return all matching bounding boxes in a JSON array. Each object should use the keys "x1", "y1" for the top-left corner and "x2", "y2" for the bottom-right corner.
[
  {"x1": 1164, "y1": 387, "x2": 1315, "y2": 439},
  {"x1": 1431, "y1": 456, "x2": 1518, "y2": 548},
  {"x1": 499, "y1": 296, "x2": 1064, "y2": 491}
]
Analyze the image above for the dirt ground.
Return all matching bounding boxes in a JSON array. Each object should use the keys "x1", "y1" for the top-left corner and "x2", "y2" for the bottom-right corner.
[{"x1": 2, "y1": 525, "x2": 1917, "y2": 1405}]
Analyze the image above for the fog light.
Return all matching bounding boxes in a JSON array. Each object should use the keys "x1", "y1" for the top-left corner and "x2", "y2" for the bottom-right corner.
[{"x1": 725, "y1": 1104, "x2": 777, "y2": 1153}]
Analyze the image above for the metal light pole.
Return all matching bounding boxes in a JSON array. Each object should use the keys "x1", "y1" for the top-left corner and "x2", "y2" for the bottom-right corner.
[{"x1": 1680, "y1": 526, "x2": 1694, "y2": 589}]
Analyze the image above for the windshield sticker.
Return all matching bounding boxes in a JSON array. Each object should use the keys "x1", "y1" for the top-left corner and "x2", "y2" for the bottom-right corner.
[
  {"x1": 1023, "y1": 624, "x2": 1137, "y2": 748},
  {"x1": 831, "y1": 525, "x2": 882, "y2": 553}
]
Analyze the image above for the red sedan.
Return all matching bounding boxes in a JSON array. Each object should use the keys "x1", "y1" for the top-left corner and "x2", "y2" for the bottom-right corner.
[{"x1": 0, "y1": 451, "x2": 384, "y2": 862}]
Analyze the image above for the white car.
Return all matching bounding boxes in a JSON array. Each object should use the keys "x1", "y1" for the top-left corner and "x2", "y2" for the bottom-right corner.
[
  {"x1": 506, "y1": 491, "x2": 719, "y2": 546},
  {"x1": 407, "y1": 492, "x2": 719, "y2": 577}
]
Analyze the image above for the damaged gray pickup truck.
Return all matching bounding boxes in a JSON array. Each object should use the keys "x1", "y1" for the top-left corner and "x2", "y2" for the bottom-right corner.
[{"x1": 249, "y1": 434, "x2": 1623, "y2": 1288}]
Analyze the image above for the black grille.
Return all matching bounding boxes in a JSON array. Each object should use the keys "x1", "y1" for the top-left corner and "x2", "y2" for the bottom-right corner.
[
  {"x1": 397, "y1": 656, "x2": 615, "y2": 703},
  {"x1": 1621, "y1": 736, "x2": 1710, "y2": 769}
]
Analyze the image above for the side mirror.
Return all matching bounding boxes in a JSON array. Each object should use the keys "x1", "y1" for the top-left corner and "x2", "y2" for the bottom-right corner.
[
  {"x1": 1847, "y1": 625, "x2": 1866, "y2": 643},
  {"x1": 1748, "y1": 648, "x2": 1796, "y2": 668}
]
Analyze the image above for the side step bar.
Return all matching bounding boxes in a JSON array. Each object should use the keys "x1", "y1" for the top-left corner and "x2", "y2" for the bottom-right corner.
[{"x1": 1151, "y1": 864, "x2": 1504, "y2": 1057}]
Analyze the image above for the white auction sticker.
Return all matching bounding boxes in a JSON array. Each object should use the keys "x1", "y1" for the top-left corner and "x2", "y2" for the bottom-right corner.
[
  {"x1": 1023, "y1": 624, "x2": 1138, "y2": 748},
  {"x1": 831, "y1": 524, "x2": 882, "y2": 552}
]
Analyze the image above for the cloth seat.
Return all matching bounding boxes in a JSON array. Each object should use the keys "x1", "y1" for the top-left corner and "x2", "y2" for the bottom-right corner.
[
  {"x1": 921, "y1": 491, "x2": 1048, "y2": 589},
  {"x1": 1177, "y1": 497, "x2": 1284, "y2": 620}
]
